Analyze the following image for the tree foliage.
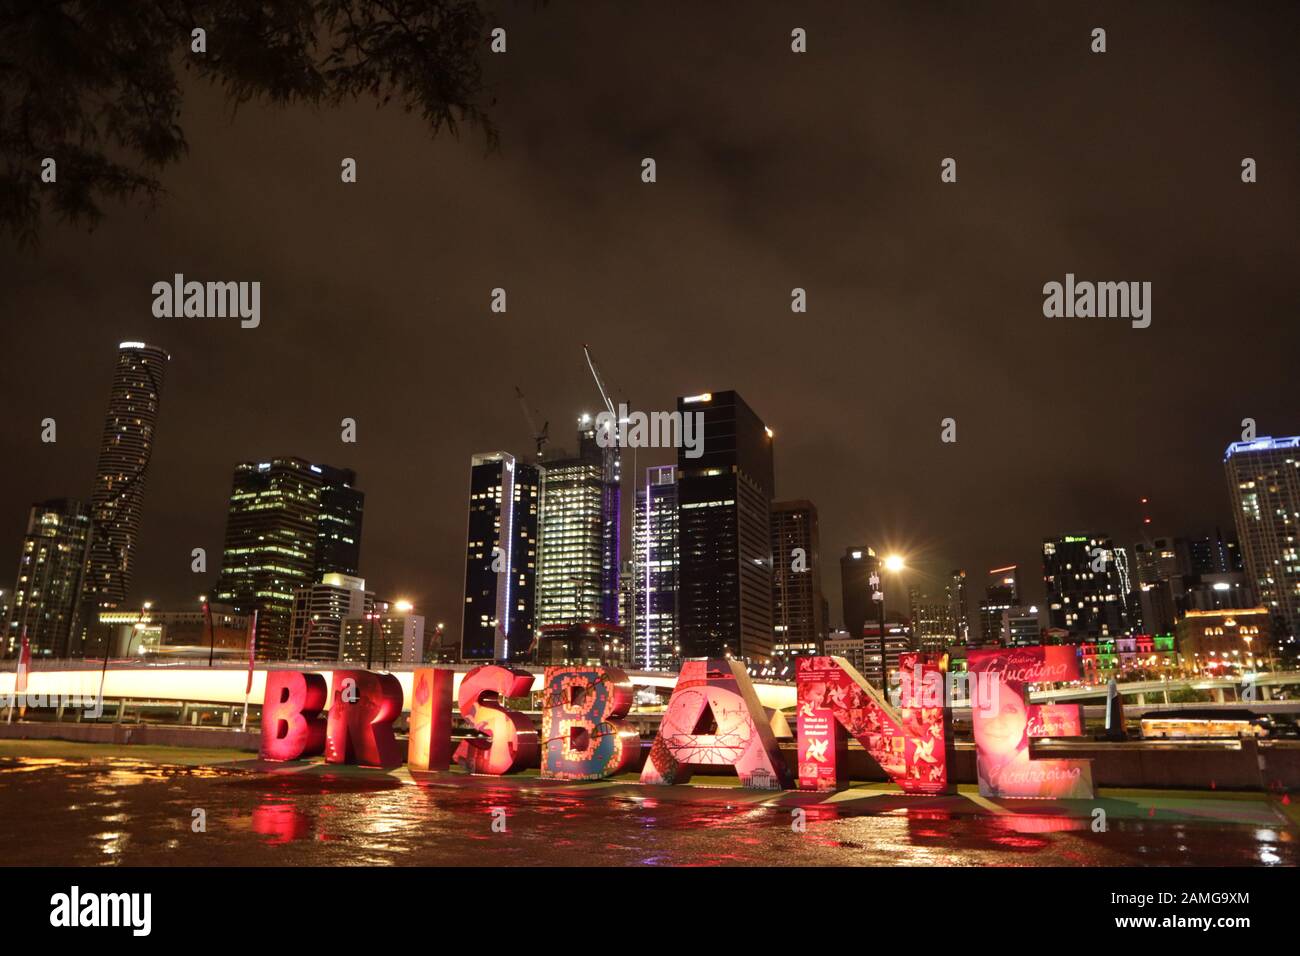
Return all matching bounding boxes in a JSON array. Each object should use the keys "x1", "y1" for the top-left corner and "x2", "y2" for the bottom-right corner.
[{"x1": 0, "y1": 0, "x2": 495, "y2": 244}]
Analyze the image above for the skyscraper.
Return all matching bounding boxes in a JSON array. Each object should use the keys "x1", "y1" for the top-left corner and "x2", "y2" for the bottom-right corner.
[
  {"x1": 460, "y1": 452, "x2": 541, "y2": 663},
  {"x1": 978, "y1": 565, "x2": 1020, "y2": 645},
  {"x1": 841, "y1": 547, "x2": 880, "y2": 639},
  {"x1": 536, "y1": 418, "x2": 620, "y2": 628},
  {"x1": 950, "y1": 568, "x2": 970, "y2": 644},
  {"x1": 213, "y1": 457, "x2": 364, "y2": 660},
  {"x1": 314, "y1": 464, "x2": 365, "y2": 577},
  {"x1": 82, "y1": 341, "x2": 169, "y2": 633},
  {"x1": 909, "y1": 586, "x2": 956, "y2": 653},
  {"x1": 1225, "y1": 436, "x2": 1300, "y2": 650},
  {"x1": 633, "y1": 464, "x2": 678, "y2": 671},
  {"x1": 4, "y1": 499, "x2": 92, "y2": 658},
  {"x1": 1042, "y1": 534, "x2": 1128, "y2": 641},
  {"x1": 675, "y1": 390, "x2": 775, "y2": 662},
  {"x1": 770, "y1": 499, "x2": 825, "y2": 657}
]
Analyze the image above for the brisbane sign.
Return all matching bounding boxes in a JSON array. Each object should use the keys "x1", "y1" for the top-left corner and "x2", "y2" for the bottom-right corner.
[{"x1": 259, "y1": 646, "x2": 1094, "y2": 800}]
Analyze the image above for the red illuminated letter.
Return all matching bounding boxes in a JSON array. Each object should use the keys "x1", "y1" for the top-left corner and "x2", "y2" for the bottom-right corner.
[
  {"x1": 325, "y1": 670, "x2": 404, "y2": 769},
  {"x1": 454, "y1": 665, "x2": 538, "y2": 775},
  {"x1": 259, "y1": 671, "x2": 327, "y2": 761},
  {"x1": 967, "y1": 645, "x2": 1094, "y2": 799},
  {"x1": 796, "y1": 653, "x2": 952, "y2": 794},
  {"x1": 540, "y1": 666, "x2": 639, "y2": 781},
  {"x1": 407, "y1": 667, "x2": 454, "y2": 771},
  {"x1": 641, "y1": 658, "x2": 790, "y2": 790}
]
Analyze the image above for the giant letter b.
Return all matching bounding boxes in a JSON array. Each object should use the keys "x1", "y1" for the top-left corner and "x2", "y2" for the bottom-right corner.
[{"x1": 260, "y1": 671, "x2": 327, "y2": 761}]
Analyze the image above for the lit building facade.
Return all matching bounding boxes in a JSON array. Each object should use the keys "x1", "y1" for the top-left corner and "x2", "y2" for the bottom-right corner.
[
  {"x1": 460, "y1": 452, "x2": 540, "y2": 663},
  {"x1": 1042, "y1": 534, "x2": 1129, "y2": 640},
  {"x1": 213, "y1": 458, "x2": 363, "y2": 660},
  {"x1": 341, "y1": 602, "x2": 425, "y2": 667},
  {"x1": 289, "y1": 572, "x2": 374, "y2": 661},
  {"x1": 770, "y1": 499, "x2": 825, "y2": 657},
  {"x1": 83, "y1": 341, "x2": 169, "y2": 633},
  {"x1": 1079, "y1": 633, "x2": 1178, "y2": 681},
  {"x1": 908, "y1": 586, "x2": 956, "y2": 653},
  {"x1": 4, "y1": 499, "x2": 92, "y2": 658},
  {"x1": 633, "y1": 465, "x2": 678, "y2": 671},
  {"x1": 536, "y1": 420, "x2": 620, "y2": 628},
  {"x1": 1001, "y1": 605, "x2": 1044, "y2": 646},
  {"x1": 1224, "y1": 437, "x2": 1300, "y2": 651},
  {"x1": 675, "y1": 391, "x2": 775, "y2": 663},
  {"x1": 1176, "y1": 607, "x2": 1274, "y2": 675}
]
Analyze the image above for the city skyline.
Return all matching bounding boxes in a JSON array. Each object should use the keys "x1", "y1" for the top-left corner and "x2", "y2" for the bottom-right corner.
[
  {"x1": 3, "y1": 4, "x2": 1296, "y2": 640},
  {"x1": 3, "y1": 338, "x2": 1291, "y2": 658}
]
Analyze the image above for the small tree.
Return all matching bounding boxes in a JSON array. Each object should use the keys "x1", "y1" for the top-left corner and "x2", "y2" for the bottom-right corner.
[{"x1": 0, "y1": 0, "x2": 497, "y2": 244}]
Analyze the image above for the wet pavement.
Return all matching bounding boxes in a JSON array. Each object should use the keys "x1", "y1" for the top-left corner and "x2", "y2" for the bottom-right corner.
[{"x1": 0, "y1": 749, "x2": 1295, "y2": 866}]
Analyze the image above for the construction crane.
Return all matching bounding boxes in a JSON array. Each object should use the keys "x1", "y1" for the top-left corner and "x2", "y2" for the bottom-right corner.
[
  {"x1": 514, "y1": 386, "x2": 549, "y2": 462},
  {"x1": 582, "y1": 344, "x2": 618, "y2": 420}
]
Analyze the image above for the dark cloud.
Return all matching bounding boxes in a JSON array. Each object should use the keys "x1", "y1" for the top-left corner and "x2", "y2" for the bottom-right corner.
[{"x1": 2, "y1": 2, "x2": 1297, "y2": 625}]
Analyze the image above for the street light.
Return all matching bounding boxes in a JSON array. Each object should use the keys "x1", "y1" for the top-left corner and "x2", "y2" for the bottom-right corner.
[{"x1": 873, "y1": 555, "x2": 905, "y2": 688}]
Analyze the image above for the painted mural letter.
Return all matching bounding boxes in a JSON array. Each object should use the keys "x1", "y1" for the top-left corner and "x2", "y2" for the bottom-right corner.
[
  {"x1": 260, "y1": 671, "x2": 327, "y2": 761},
  {"x1": 454, "y1": 664, "x2": 538, "y2": 775},
  {"x1": 967, "y1": 645, "x2": 1095, "y2": 799},
  {"x1": 796, "y1": 653, "x2": 952, "y2": 794},
  {"x1": 325, "y1": 670, "x2": 404, "y2": 769},
  {"x1": 541, "y1": 666, "x2": 639, "y2": 780},
  {"x1": 407, "y1": 667, "x2": 454, "y2": 771},
  {"x1": 641, "y1": 658, "x2": 791, "y2": 790}
]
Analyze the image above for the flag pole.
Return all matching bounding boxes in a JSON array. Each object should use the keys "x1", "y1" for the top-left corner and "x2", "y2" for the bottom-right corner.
[
  {"x1": 241, "y1": 610, "x2": 257, "y2": 733},
  {"x1": 9, "y1": 630, "x2": 31, "y2": 724}
]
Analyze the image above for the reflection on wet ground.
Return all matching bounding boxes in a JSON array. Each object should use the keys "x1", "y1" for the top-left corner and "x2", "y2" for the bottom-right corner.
[{"x1": 0, "y1": 754, "x2": 1294, "y2": 866}]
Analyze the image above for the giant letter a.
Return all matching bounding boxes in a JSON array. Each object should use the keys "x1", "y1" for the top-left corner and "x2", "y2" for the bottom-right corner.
[{"x1": 641, "y1": 659, "x2": 790, "y2": 790}]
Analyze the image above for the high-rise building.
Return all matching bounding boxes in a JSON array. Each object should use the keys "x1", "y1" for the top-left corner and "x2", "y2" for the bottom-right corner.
[
  {"x1": 978, "y1": 564, "x2": 1020, "y2": 645},
  {"x1": 675, "y1": 391, "x2": 775, "y2": 663},
  {"x1": 633, "y1": 465, "x2": 678, "y2": 671},
  {"x1": 289, "y1": 572, "x2": 374, "y2": 661},
  {"x1": 1225, "y1": 436, "x2": 1300, "y2": 652},
  {"x1": 460, "y1": 452, "x2": 541, "y2": 663},
  {"x1": 949, "y1": 568, "x2": 970, "y2": 644},
  {"x1": 314, "y1": 465, "x2": 365, "y2": 577},
  {"x1": 4, "y1": 499, "x2": 92, "y2": 658},
  {"x1": 536, "y1": 419, "x2": 620, "y2": 628},
  {"x1": 841, "y1": 547, "x2": 880, "y2": 640},
  {"x1": 770, "y1": 500, "x2": 825, "y2": 658},
  {"x1": 1042, "y1": 534, "x2": 1128, "y2": 641},
  {"x1": 82, "y1": 341, "x2": 169, "y2": 633},
  {"x1": 909, "y1": 586, "x2": 956, "y2": 653},
  {"x1": 213, "y1": 457, "x2": 363, "y2": 660}
]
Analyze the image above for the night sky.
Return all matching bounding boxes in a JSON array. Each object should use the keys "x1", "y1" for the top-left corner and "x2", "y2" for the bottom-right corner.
[{"x1": 2, "y1": 2, "x2": 1297, "y2": 627}]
